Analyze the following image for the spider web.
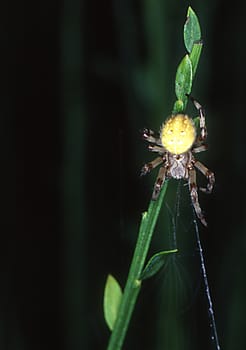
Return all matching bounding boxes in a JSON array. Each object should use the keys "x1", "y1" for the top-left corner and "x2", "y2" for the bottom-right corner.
[
  {"x1": 160, "y1": 181, "x2": 202, "y2": 311},
  {"x1": 152, "y1": 180, "x2": 221, "y2": 350},
  {"x1": 191, "y1": 205, "x2": 221, "y2": 350}
]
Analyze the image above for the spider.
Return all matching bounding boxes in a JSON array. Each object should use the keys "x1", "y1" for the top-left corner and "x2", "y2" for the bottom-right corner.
[{"x1": 141, "y1": 96, "x2": 215, "y2": 226}]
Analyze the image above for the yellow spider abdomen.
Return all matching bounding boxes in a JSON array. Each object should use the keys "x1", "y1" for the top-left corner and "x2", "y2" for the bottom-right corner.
[{"x1": 160, "y1": 114, "x2": 196, "y2": 154}]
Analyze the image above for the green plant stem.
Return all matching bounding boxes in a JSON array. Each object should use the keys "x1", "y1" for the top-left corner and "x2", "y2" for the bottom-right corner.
[{"x1": 107, "y1": 182, "x2": 168, "y2": 350}]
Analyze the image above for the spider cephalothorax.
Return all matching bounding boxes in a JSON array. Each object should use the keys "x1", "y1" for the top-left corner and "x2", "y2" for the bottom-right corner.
[{"x1": 141, "y1": 97, "x2": 215, "y2": 226}]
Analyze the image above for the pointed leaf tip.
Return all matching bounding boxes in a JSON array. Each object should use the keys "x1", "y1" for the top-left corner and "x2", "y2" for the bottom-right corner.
[
  {"x1": 184, "y1": 7, "x2": 201, "y2": 53},
  {"x1": 140, "y1": 249, "x2": 178, "y2": 281}
]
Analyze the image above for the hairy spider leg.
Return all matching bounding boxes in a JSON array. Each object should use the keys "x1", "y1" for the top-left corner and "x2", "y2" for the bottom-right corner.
[
  {"x1": 142, "y1": 128, "x2": 162, "y2": 146},
  {"x1": 152, "y1": 166, "x2": 166, "y2": 200},
  {"x1": 188, "y1": 95, "x2": 207, "y2": 142},
  {"x1": 148, "y1": 144, "x2": 164, "y2": 153},
  {"x1": 194, "y1": 160, "x2": 215, "y2": 194},
  {"x1": 192, "y1": 144, "x2": 207, "y2": 153},
  {"x1": 189, "y1": 168, "x2": 207, "y2": 227},
  {"x1": 141, "y1": 156, "x2": 163, "y2": 176}
]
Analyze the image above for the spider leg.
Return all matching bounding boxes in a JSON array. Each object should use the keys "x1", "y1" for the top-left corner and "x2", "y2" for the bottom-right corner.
[
  {"x1": 187, "y1": 94, "x2": 207, "y2": 142},
  {"x1": 142, "y1": 128, "x2": 162, "y2": 146},
  {"x1": 189, "y1": 168, "x2": 207, "y2": 227},
  {"x1": 141, "y1": 156, "x2": 163, "y2": 176},
  {"x1": 194, "y1": 160, "x2": 215, "y2": 194},
  {"x1": 192, "y1": 144, "x2": 207, "y2": 153},
  {"x1": 148, "y1": 144, "x2": 165, "y2": 153},
  {"x1": 152, "y1": 166, "x2": 166, "y2": 200}
]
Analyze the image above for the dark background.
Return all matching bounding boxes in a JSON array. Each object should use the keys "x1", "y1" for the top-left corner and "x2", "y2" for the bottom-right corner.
[{"x1": 4, "y1": 0, "x2": 246, "y2": 349}]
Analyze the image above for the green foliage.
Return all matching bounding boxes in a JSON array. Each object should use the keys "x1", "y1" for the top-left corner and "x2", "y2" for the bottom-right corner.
[
  {"x1": 173, "y1": 6, "x2": 202, "y2": 115},
  {"x1": 175, "y1": 54, "x2": 192, "y2": 107},
  {"x1": 184, "y1": 6, "x2": 201, "y2": 53},
  {"x1": 140, "y1": 249, "x2": 178, "y2": 281},
  {"x1": 189, "y1": 40, "x2": 203, "y2": 78},
  {"x1": 104, "y1": 275, "x2": 123, "y2": 331}
]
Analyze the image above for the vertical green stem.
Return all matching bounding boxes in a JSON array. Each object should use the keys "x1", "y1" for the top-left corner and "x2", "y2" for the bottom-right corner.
[{"x1": 107, "y1": 182, "x2": 168, "y2": 350}]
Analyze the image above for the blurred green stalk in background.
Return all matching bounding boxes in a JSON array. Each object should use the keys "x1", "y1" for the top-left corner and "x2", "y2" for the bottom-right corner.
[{"x1": 61, "y1": 0, "x2": 87, "y2": 349}]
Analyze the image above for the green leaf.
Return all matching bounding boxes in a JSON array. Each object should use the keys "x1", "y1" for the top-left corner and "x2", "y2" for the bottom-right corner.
[
  {"x1": 184, "y1": 6, "x2": 201, "y2": 53},
  {"x1": 189, "y1": 40, "x2": 203, "y2": 79},
  {"x1": 104, "y1": 274, "x2": 123, "y2": 331},
  {"x1": 175, "y1": 54, "x2": 192, "y2": 105},
  {"x1": 140, "y1": 249, "x2": 178, "y2": 281}
]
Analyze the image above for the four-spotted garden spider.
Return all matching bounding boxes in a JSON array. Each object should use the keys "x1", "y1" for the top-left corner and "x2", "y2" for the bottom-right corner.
[{"x1": 141, "y1": 96, "x2": 215, "y2": 226}]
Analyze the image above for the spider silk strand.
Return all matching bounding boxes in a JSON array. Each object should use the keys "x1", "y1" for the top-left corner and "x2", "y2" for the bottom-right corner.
[{"x1": 192, "y1": 214, "x2": 221, "y2": 350}]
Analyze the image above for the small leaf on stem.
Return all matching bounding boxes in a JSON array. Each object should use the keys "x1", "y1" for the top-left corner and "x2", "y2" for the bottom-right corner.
[
  {"x1": 140, "y1": 249, "x2": 178, "y2": 281},
  {"x1": 184, "y1": 6, "x2": 201, "y2": 53},
  {"x1": 104, "y1": 274, "x2": 123, "y2": 331},
  {"x1": 175, "y1": 54, "x2": 192, "y2": 105},
  {"x1": 189, "y1": 40, "x2": 203, "y2": 79}
]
